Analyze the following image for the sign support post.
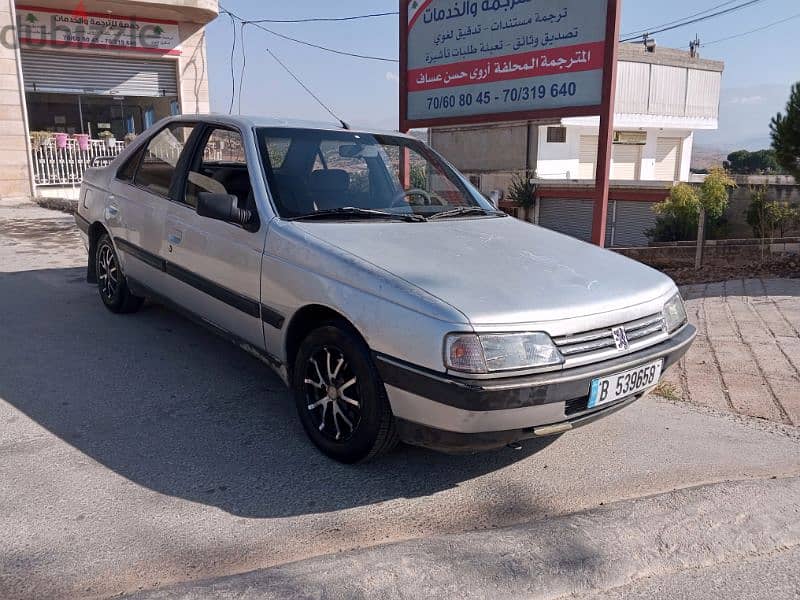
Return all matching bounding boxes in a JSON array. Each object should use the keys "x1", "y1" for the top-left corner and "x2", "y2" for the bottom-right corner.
[{"x1": 591, "y1": 0, "x2": 622, "y2": 248}]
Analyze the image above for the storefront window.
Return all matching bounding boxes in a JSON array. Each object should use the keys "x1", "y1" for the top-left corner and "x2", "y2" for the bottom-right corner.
[{"x1": 25, "y1": 92, "x2": 178, "y2": 139}]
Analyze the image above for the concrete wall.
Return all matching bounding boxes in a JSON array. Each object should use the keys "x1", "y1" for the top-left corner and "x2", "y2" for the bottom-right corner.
[
  {"x1": 178, "y1": 22, "x2": 210, "y2": 115},
  {"x1": 0, "y1": 0, "x2": 33, "y2": 201},
  {"x1": 429, "y1": 121, "x2": 537, "y2": 173}
]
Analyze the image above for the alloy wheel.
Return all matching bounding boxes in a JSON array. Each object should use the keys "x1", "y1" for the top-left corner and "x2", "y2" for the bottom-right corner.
[
  {"x1": 97, "y1": 243, "x2": 119, "y2": 301},
  {"x1": 303, "y1": 346, "x2": 362, "y2": 442}
]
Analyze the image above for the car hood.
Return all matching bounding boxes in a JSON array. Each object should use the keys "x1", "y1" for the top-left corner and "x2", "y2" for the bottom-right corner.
[{"x1": 293, "y1": 216, "x2": 676, "y2": 326}]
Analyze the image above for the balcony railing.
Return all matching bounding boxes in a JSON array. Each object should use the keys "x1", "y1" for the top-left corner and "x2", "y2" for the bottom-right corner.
[{"x1": 31, "y1": 138, "x2": 127, "y2": 186}]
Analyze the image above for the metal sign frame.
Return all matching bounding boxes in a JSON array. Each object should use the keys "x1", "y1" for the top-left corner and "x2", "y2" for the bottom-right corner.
[{"x1": 399, "y1": 0, "x2": 622, "y2": 247}]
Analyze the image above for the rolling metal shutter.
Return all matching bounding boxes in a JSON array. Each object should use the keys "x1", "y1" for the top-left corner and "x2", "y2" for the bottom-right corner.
[
  {"x1": 578, "y1": 136, "x2": 598, "y2": 180},
  {"x1": 654, "y1": 137, "x2": 682, "y2": 181},
  {"x1": 21, "y1": 50, "x2": 178, "y2": 96},
  {"x1": 539, "y1": 198, "x2": 595, "y2": 242},
  {"x1": 611, "y1": 144, "x2": 641, "y2": 180},
  {"x1": 612, "y1": 201, "x2": 658, "y2": 247}
]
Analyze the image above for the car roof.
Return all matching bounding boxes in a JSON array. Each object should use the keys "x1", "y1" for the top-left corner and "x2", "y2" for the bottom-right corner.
[{"x1": 160, "y1": 114, "x2": 415, "y2": 139}]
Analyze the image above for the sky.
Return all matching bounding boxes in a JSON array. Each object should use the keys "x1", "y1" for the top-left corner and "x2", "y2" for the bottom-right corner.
[{"x1": 205, "y1": 0, "x2": 800, "y2": 151}]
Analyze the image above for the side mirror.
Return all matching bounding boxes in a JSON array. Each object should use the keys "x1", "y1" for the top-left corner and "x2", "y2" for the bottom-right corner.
[{"x1": 197, "y1": 192, "x2": 254, "y2": 228}]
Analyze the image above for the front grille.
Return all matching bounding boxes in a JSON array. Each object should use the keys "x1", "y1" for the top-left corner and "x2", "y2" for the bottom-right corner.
[{"x1": 553, "y1": 312, "x2": 666, "y2": 363}]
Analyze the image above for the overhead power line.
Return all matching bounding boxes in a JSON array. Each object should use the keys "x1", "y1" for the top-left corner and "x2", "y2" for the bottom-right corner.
[
  {"x1": 704, "y1": 11, "x2": 800, "y2": 45},
  {"x1": 622, "y1": 0, "x2": 742, "y2": 38},
  {"x1": 219, "y1": 4, "x2": 398, "y2": 63},
  {"x1": 226, "y1": 11, "x2": 237, "y2": 114},
  {"x1": 245, "y1": 12, "x2": 398, "y2": 24},
  {"x1": 620, "y1": 0, "x2": 769, "y2": 43},
  {"x1": 238, "y1": 20, "x2": 247, "y2": 114}
]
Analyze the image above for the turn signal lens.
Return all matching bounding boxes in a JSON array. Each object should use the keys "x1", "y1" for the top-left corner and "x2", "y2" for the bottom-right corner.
[{"x1": 445, "y1": 334, "x2": 486, "y2": 374}]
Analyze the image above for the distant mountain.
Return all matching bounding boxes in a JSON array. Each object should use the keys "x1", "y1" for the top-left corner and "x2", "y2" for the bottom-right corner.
[
  {"x1": 691, "y1": 145, "x2": 728, "y2": 171},
  {"x1": 695, "y1": 83, "x2": 793, "y2": 154}
]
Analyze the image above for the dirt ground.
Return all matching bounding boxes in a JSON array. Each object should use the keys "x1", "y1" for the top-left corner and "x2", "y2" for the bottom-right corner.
[{"x1": 645, "y1": 256, "x2": 800, "y2": 286}]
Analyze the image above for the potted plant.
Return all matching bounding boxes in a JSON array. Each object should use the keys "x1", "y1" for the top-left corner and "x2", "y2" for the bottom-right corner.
[
  {"x1": 507, "y1": 170, "x2": 537, "y2": 222},
  {"x1": 54, "y1": 132, "x2": 69, "y2": 149},
  {"x1": 74, "y1": 133, "x2": 90, "y2": 151},
  {"x1": 30, "y1": 131, "x2": 52, "y2": 150},
  {"x1": 123, "y1": 132, "x2": 138, "y2": 145},
  {"x1": 98, "y1": 130, "x2": 116, "y2": 149}
]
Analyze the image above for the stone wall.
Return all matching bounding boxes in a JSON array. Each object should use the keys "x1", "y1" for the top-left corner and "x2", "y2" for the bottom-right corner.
[
  {"x1": 723, "y1": 176, "x2": 800, "y2": 238},
  {"x1": 0, "y1": 0, "x2": 33, "y2": 201}
]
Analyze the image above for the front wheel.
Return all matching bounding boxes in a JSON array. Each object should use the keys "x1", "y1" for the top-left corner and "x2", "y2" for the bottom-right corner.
[
  {"x1": 95, "y1": 234, "x2": 144, "y2": 314},
  {"x1": 293, "y1": 322, "x2": 398, "y2": 463}
]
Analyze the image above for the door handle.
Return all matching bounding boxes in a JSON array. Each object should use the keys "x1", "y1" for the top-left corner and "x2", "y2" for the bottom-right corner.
[
  {"x1": 105, "y1": 205, "x2": 120, "y2": 220},
  {"x1": 167, "y1": 232, "x2": 183, "y2": 245}
]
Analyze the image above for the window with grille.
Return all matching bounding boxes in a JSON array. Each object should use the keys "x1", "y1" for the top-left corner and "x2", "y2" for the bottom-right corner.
[{"x1": 547, "y1": 127, "x2": 567, "y2": 143}]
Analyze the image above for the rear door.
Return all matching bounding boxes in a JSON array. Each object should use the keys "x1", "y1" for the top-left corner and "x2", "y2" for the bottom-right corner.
[
  {"x1": 107, "y1": 123, "x2": 197, "y2": 292},
  {"x1": 159, "y1": 125, "x2": 268, "y2": 350}
]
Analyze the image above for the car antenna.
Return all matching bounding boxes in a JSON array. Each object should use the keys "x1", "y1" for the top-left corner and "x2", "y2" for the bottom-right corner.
[{"x1": 262, "y1": 48, "x2": 351, "y2": 134}]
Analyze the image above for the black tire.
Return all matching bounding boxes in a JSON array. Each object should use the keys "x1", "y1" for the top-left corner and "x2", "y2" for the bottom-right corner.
[
  {"x1": 292, "y1": 321, "x2": 399, "y2": 463},
  {"x1": 95, "y1": 233, "x2": 144, "y2": 314}
]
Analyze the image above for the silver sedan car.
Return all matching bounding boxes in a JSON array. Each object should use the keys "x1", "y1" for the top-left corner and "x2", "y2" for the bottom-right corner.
[{"x1": 76, "y1": 115, "x2": 696, "y2": 463}]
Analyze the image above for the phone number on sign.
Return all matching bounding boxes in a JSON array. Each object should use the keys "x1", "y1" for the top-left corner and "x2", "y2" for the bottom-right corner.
[{"x1": 425, "y1": 82, "x2": 578, "y2": 111}]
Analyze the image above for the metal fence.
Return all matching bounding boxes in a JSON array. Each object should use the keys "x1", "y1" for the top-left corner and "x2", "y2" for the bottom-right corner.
[{"x1": 31, "y1": 139, "x2": 127, "y2": 186}]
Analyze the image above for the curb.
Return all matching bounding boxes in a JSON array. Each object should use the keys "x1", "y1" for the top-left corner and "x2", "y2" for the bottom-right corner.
[
  {"x1": 34, "y1": 196, "x2": 77, "y2": 215},
  {"x1": 126, "y1": 477, "x2": 800, "y2": 599}
]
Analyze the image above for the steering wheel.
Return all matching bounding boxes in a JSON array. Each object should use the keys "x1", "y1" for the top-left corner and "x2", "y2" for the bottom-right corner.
[{"x1": 391, "y1": 188, "x2": 440, "y2": 208}]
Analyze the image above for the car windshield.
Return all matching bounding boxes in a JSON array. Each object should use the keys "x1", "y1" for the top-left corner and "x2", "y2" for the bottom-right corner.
[{"x1": 256, "y1": 128, "x2": 499, "y2": 220}]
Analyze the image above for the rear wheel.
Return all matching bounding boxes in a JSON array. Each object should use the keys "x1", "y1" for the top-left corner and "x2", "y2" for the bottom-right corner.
[
  {"x1": 95, "y1": 234, "x2": 144, "y2": 314},
  {"x1": 293, "y1": 322, "x2": 398, "y2": 463}
]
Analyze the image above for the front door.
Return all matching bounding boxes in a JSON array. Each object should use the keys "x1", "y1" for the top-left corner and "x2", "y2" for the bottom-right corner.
[{"x1": 159, "y1": 126, "x2": 267, "y2": 350}]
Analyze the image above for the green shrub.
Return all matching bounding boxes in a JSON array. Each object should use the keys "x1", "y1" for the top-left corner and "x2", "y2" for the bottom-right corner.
[{"x1": 507, "y1": 171, "x2": 535, "y2": 210}]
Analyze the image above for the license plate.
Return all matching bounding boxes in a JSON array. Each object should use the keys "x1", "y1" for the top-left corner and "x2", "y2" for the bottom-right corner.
[{"x1": 588, "y1": 360, "x2": 663, "y2": 409}]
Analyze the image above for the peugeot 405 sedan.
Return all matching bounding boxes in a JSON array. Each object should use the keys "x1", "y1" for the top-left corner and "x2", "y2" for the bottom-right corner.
[{"x1": 75, "y1": 115, "x2": 696, "y2": 463}]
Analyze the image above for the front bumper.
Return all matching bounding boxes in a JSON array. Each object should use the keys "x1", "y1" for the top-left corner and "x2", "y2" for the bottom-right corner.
[{"x1": 376, "y1": 324, "x2": 696, "y2": 452}]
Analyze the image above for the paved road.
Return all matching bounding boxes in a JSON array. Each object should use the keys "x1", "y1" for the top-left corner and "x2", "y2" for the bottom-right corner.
[
  {"x1": 1, "y1": 202, "x2": 799, "y2": 599},
  {"x1": 126, "y1": 477, "x2": 800, "y2": 600}
]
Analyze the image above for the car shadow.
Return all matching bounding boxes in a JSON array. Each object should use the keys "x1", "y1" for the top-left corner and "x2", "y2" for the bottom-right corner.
[{"x1": 0, "y1": 268, "x2": 559, "y2": 519}]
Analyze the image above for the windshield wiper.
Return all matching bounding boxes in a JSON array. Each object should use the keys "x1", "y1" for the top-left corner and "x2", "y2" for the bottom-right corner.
[
  {"x1": 288, "y1": 207, "x2": 427, "y2": 223},
  {"x1": 427, "y1": 207, "x2": 504, "y2": 220}
]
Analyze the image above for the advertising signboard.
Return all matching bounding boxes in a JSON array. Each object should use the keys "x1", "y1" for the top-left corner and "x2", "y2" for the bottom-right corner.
[
  {"x1": 400, "y1": 0, "x2": 615, "y2": 129},
  {"x1": 400, "y1": 0, "x2": 622, "y2": 247},
  {"x1": 16, "y1": 5, "x2": 181, "y2": 55}
]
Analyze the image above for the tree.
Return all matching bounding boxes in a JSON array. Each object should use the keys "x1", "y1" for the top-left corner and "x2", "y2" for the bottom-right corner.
[
  {"x1": 746, "y1": 185, "x2": 800, "y2": 239},
  {"x1": 724, "y1": 149, "x2": 781, "y2": 174},
  {"x1": 648, "y1": 168, "x2": 735, "y2": 242},
  {"x1": 771, "y1": 82, "x2": 800, "y2": 179},
  {"x1": 697, "y1": 167, "x2": 736, "y2": 219}
]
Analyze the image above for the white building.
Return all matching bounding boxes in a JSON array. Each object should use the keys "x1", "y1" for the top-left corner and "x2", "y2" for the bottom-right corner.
[{"x1": 430, "y1": 43, "x2": 724, "y2": 246}]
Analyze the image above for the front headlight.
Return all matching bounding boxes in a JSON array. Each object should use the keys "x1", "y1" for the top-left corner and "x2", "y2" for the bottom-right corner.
[
  {"x1": 445, "y1": 332, "x2": 563, "y2": 374},
  {"x1": 663, "y1": 293, "x2": 688, "y2": 333}
]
